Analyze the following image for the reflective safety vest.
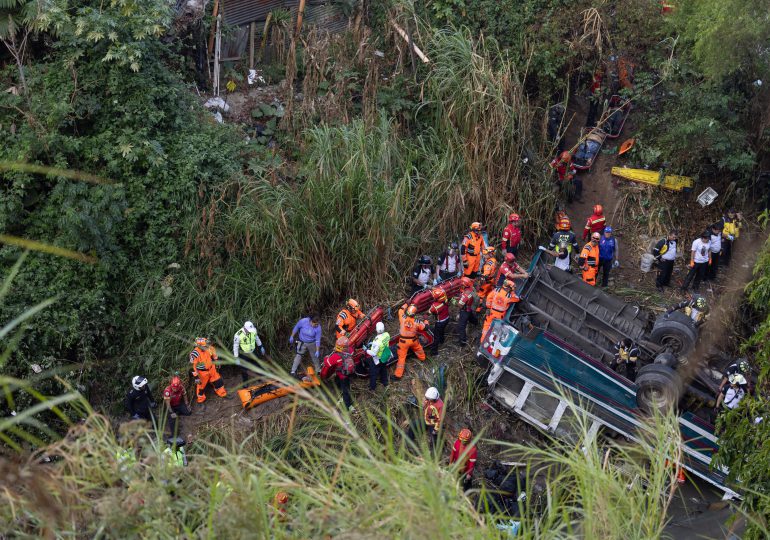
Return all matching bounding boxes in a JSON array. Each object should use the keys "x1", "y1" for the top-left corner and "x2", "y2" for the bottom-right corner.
[
  {"x1": 487, "y1": 288, "x2": 519, "y2": 314},
  {"x1": 236, "y1": 329, "x2": 256, "y2": 353},
  {"x1": 723, "y1": 218, "x2": 740, "y2": 239},
  {"x1": 684, "y1": 306, "x2": 705, "y2": 323},
  {"x1": 423, "y1": 398, "x2": 444, "y2": 430},
  {"x1": 372, "y1": 332, "x2": 391, "y2": 360},
  {"x1": 163, "y1": 446, "x2": 187, "y2": 468}
]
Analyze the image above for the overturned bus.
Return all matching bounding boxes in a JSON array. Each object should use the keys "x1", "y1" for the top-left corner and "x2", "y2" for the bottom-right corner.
[{"x1": 477, "y1": 249, "x2": 737, "y2": 498}]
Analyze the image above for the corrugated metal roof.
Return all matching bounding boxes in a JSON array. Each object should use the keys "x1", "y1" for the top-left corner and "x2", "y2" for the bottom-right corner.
[
  {"x1": 222, "y1": 0, "x2": 350, "y2": 30},
  {"x1": 223, "y1": 0, "x2": 284, "y2": 27}
]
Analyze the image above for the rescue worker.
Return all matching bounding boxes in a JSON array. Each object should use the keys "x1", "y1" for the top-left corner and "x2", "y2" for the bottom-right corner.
[
  {"x1": 652, "y1": 231, "x2": 678, "y2": 291},
  {"x1": 550, "y1": 151, "x2": 580, "y2": 201},
  {"x1": 461, "y1": 222, "x2": 486, "y2": 278},
  {"x1": 610, "y1": 338, "x2": 639, "y2": 380},
  {"x1": 477, "y1": 246, "x2": 499, "y2": 308},
  {"x1": 436, "y1": 242, "x2": 462, "y2": 282},
  {"x1": 163, "y1": 375, "x2": 191, "y2": 436},
  {"x1": 325, "y1": 337, "x2": 355, "y2": 412},
  {"x1": 334, "y1": 299, "x2": 365, "y2": 339},
  {"x1": 545, "y1": 215, "x2": 579, "y2": 272},
  {"x1": 429, "y1": 288, "x2": 450, "y2": 355},
  {"x1": 394, "y1": 304, "x2": 429, "y2": 379},
  {"x1": 578, "y1": 232, "x2": 601, "y2": 286},
  {"x1": 481, "y1": 280, "x2": 519, "y2": 342},
  {"x1": 289, "y1": 314, "x2": 322, "y2": 378},
  {"x1": 125, "y1": 376, "x2": 156, "y2": 421},
  {"x1": 233, "y1": 321, "x2": 266, "y2": 383},
  {"x1": 272, "y1": 491, "x2": 289, "y2": 523},
  {"x1": 719, "y1": 210, "x2": 743, "y2": 266},
  {"x1": 501, "y1": 213, "x2": 522, "y2": 256},
  {"x1": 681, "y1": 231, "x2": 711, "y2": 292},
  {"x1": 162, "y1": 436, "x2": 187, "y2": 468},
  {"x1": 597, "y1": 226, "x2": 619, "y2": 287},
  {"x1": 423, "y1": 387, "x2": 444, "y2": 450},
  {"x1": 706, "y1": 223, "x2": 722, "y2": 281},
  {"x1": 666, "y1": 294, "x2": 709, "y2": 326},
  {"x1": 449, "y1": 428, "x2": 478, "y2": 492},
  {"x1": 582, "y1": 205, "x2": 606, "y2": 241},
  {"x1": 364, "y1": 321, "x2": 391, "y2": 390},
  {"x1": 190, "y1": 337, "x2": 229, "y2": 404},
  {"x1": 719, "y1": 359, "x2": 751, "y2": 392},
  {"x1": 496, "y1": 252, "x2": 529, "y2": 287},
  {"x1": 411, "y1": 255, "x2": 436, "y2": 294},
  {"x1": 715, "y1": 374, "x2": 747, "y2": 411},
  {"x1": 456, "y1": 277, "x2": 479, "y2": 347},
  {"x1": 586, "y1": 68, "x2": 604, "y2": 127}
]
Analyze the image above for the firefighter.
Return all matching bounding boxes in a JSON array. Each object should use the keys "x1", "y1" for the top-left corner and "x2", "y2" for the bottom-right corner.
[
  {"x1": 477, "y1": 246, "x2": 499, "y2": 309},
  {"x1": 666, "y1": 294, "x2": 709, "y2": 326},
  {"x1": 411, "y1": 255, "x2": 436, "y2": 294},
  {"x1": 461, "y1": 222, "x2": 486, "y2": 278},
  {"x1": 189, "y1": 338, "x2": 229, "y2": 404},
  {"x1": 546, "y1": 215, "x2": 579, "y2": 272},
  {"x1": 578, "y1": 232, "x2": 601, "y2": 286},
  {"x1": 501, "y1": 213, "x2": 522, "y2": 256},
  {"x1": 325, "y1": 337, "x2": 355, "y2": 412},
  {"x1": 272, "y1": 491, "x2": 289, "y2": 523},
  {"x1": 652, "y1": 231, "x2": 678, "y2": 291},
  {"x1": 394, "y1": 304, "x2": 429, "y2": 379},
  {"x1": 550, "y1": 151, "x2": 580, "y2": 201},
  {"x1": 481, "y1": 280, "x2": 519, "y2": 342},
  {"x1": 334, "y1": 298, "x2": 365, "y2": 339},
  {"x1": 163, "y1": 375, "x2": 191, "y2": 436},
  {"x1": 364, "y1": 321, "x2": 391, "y2": 390},
  {"x1": 423, "y1": 387, "x2": 444, "y2": 450},
  {"x1": 456, "y1": 277, "x2": 479, "y2": 347},
  {"x1": 720, "y1": 209, "x2": 743, "y2": 266},
  {"x1": 125, "y1": 376, "x2": 156, "y2": 421},
  {"x1": 436, "y1": 242, "x2": 462, "y2": 281},
  {"x1": 610, "y1": 338, "x2": 640, "y2": 380},
  {"x1": 450, "y1": 428, "x2": 478, "y2": 492},
  {"x1": 496, "y1": 253, "x2": 529, "y2": 287},
  {"x1": 429, "y1": 288, "x2": 450, "y2": 355},
  {"x1": 233, "y1": 321, "x2": 266, "y2": 383},
  {"x1": 681, "y1": 231, "x2": 711, "y2": 293},
  {"x1": 582, "y1": 205, "x2": 606, "y2": 241}
]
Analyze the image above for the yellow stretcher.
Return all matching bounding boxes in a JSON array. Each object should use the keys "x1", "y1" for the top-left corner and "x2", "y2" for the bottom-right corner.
[{"x1": 610, "y1": 167, "x2": 694, "y2": 192}]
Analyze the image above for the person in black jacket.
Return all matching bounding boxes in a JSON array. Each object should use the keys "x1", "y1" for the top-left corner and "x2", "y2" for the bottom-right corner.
[
  {"x1": 125, "y1": 375, "x2": 156, "y2": 421},
  {"x1": 652, "y1": 231, "x2": 678, "y2": 291}
]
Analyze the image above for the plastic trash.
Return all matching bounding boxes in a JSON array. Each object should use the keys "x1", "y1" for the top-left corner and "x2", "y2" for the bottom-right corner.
[
  {"x1": 204, "y1": 97, "x2": 230, "y2": 112},
  {"x1": 640, "y1": 253, "x2": 654, "y2": 273}
]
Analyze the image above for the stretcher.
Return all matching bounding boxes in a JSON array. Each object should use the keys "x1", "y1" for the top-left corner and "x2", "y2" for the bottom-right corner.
[
  {"x1": 602, "y1": 95, "x2": 631, "y2": 139},
  {"x1": 237, "y1": 367, "x2": 321, "y2": 410},
  {"x1": 610, "y1": 167, "x2": 694, "y2": 192},
  {"x1": 573, "y1": 129, "x2": 607, "y2": 171}
]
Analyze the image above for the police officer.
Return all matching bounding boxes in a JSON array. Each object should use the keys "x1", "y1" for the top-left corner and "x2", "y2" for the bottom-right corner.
[
  {"x1": 653, "y1": 231, "x2": 678, "y2": 291},
  {"x1": 233, "y1": 321, "x2": 266, "y2": 383},
  {"x1": 610, "y1": 338, "x2": 639, "y2": 380}
]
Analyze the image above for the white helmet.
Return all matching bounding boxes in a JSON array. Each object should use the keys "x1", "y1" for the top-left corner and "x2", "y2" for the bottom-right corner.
[
  {"x1": 425, "y1": 387, "x2": 440, "y2": 400},
  {"x1": 728, "y1": 373, "x2": 747, "y2": 386},
  {"x1": 132, "y1": 376, "x2": 148, "y2": 391},
  {"x1": 244, "y1": 321, "x2": 256, "y2": 333},
  {"x1": 375, "y1": 322, "x2": 385, "y2": 334}
]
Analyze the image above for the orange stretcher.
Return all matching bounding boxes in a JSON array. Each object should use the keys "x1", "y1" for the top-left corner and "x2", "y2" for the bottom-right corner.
[{"x1": 238, "y1": 367, "x2": 321, "y2": 410}]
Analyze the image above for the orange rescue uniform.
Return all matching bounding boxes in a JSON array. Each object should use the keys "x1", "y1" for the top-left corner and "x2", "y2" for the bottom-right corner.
[
  {"x1": 481, "y1": 287, "x2": 519, "y2": 342},
  {"x1": 189, "y1": 345, "x2": 227, "y2": 403},
  {"x1": 477, "y1": 256, "x2": 499, "y2": 311},
  {"x1": 394, "y1": 304, "x2": 428, "y2": 379},
  {"x1": 579, "y1": 242, "x2": 600, "y2": 286},
  {"x1": 334, "y1": 306, "x2": 364, "y2": 339},
  {"x1": 461, "y1": 231, "x2": 486, "y2": 277}
]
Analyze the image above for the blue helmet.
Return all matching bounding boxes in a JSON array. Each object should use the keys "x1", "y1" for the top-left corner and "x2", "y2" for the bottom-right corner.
[{"x1": 604, "y1": 226, "x2": 613, "y2": 234}]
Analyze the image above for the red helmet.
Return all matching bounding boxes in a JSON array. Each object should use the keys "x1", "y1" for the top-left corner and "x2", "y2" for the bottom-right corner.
[
  {"x1": 170, "y1": 376, "x2": 181, "y2": 387},
  {"x1": 458, "y1": 428, "x2": 472, "y2": 443},
  {"x1": 406, "y1": 305, "x2": 418, "y2": 317},
  {"x1": 274, "y1": 491, "x2": 289, "y2": 505},
  {"x1": 504, "y1": 253, "x2": 516, "y2": 264},
  {"x1": 335, "y1": 337, "x2": 350, "y2": 351},
  {"x1": 508, "y1": 213, "x2": 520, "y2": 222},
  {"x1": 502, "y1": 280, "x2": 515, "y2": 290},
  {"x1": 559, "y1": 151, "x2": 571, "y2": 162},
  {"x1": 460, "y1": 277, "x2": 474, "y2": 288},
  {"x1": 556, "y1": 216, "x2": 571, "y2": 231},
  {"x1": 431, "y1": 288, "x2": 447, "y2": 302},
  {"x1": 593, "y1": 204, "x2": 603, "y2": 215}
]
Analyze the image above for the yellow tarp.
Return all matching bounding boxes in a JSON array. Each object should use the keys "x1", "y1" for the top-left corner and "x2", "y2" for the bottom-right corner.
[{"x1": 611, "y1": 167, "x2": 694, "y2": 192}]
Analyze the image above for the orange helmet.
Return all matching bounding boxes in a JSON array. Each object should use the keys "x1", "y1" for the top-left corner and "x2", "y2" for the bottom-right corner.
[
  {"x1": 508, "y1": 213, "x2": 520, "y2": 222},
  {"x1": 274, "y1": 491, "x2": 289, "y2": 505},
  {"x1": 346, "y1": 298, "x2": 360, "y2": 311},
  {"x1": 335, "y1": 336, "x2": 350, "y2": 351},
  {"x1": 593, "y1": 204, "x2": 603, "y2": 215},
  {"x1": 406, "y1": 305, "x2": 418, "y2": 317},
  {"x1": 460, "y1": 277, "x2": 474, "y2": 288},
  {"x1": 195, "y1": 337, "x2": 209, "y2": 348},
  {"x1": 458, "y1": 428, "x2": 472, "y2": 443},
  {"x1": 470, "y1": 222, "x2": 482, "y2": 231},
  {"x1": 170, "y1": 376, "x2": 181, "y2": 387},
  {"x1": 559, "y1": 151, "x2": 571, "y2": 162},
  {"x1": 556, "y1": 216, "x2": 571, "y2": 231},
  {"x1": 503, "y1": 280, "x2": 514, "y2": 290},
  {"x1": 483, "y1": 246, "x2": 496, "y2": 256},
  {"x1": 504, "y1": 253, "x2": 516, "y2": 264}
]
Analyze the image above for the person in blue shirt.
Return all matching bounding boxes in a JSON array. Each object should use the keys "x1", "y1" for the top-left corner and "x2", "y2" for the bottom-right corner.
[
  {"x1": 289, "y1": 314, "x2": 322, "y2": 379},
  {"x1": 598, "y1": 226, "x2": 619, "y2": 287}
]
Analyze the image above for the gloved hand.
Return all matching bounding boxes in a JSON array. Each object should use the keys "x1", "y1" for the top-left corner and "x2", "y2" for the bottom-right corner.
[
  {"x1": 728, "y1": 234, "x2": 734, "y2": 241},
  {"x1": 171, "y1": 412, "x2": 178, "y2": 419},
  {"x1": 314, "y1": 350, "x2": 320, "y2": 358},
  {"x1": 234, "y1": 358, "x2": 241, "y2": 366},
  {"x1": 613, "y1": 260, "x2": 620, "y2": 268},
  {"x1": 538, "y1": 245, "x2": 547, "y2": 251},
  {"x1": 289, "y1": 336, "x2": 295, "y2": 345},
  {"x1": 260, "y1": 346, "x2": 266, "y2": 356},
  {"x1": 432, "y1": 278, "x2": 439, "y2": 286},
  {"x1": 194, "y1": 378, "x2": 201, "y2": 386}
]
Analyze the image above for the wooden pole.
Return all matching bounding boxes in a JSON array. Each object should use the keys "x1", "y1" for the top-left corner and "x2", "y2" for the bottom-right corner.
[
  {"x1": 258, "y1": 12, "x2": 273, "y2": 63},
  {"x1": 207, "y1": 0, "x2": 220, "y2": 56},
  {"x1": 295, "y1": 0, "x2": 307, "y2": 36},
  {"x1": 392, "y1": 22, "x2": 430, "y2": 63},
  {"x1": 214, "y1": 14, "x2": 222, "y2": 96},
  {"x1": 248, "y1": 21, "x2": 256, "y2": 70}
]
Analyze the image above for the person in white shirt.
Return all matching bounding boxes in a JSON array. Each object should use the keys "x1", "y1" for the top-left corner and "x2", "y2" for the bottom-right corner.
[
  {"x1": 715, "y1": 374, "x2": 747, "y2": 411},
  {"x1": 653, "y1": 231, "x2": 678, "y2": 291},
  {"x1": 681, "y1": 230, "x2": 711, "y2": 292},
  {"x1": 707, "y1": 223, "x2": 723, "y2": 281}
]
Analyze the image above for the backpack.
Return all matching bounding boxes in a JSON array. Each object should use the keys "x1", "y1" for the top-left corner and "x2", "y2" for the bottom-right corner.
[{"x1": 337, "y1": 352, "x2": 356, "y2": 376}]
